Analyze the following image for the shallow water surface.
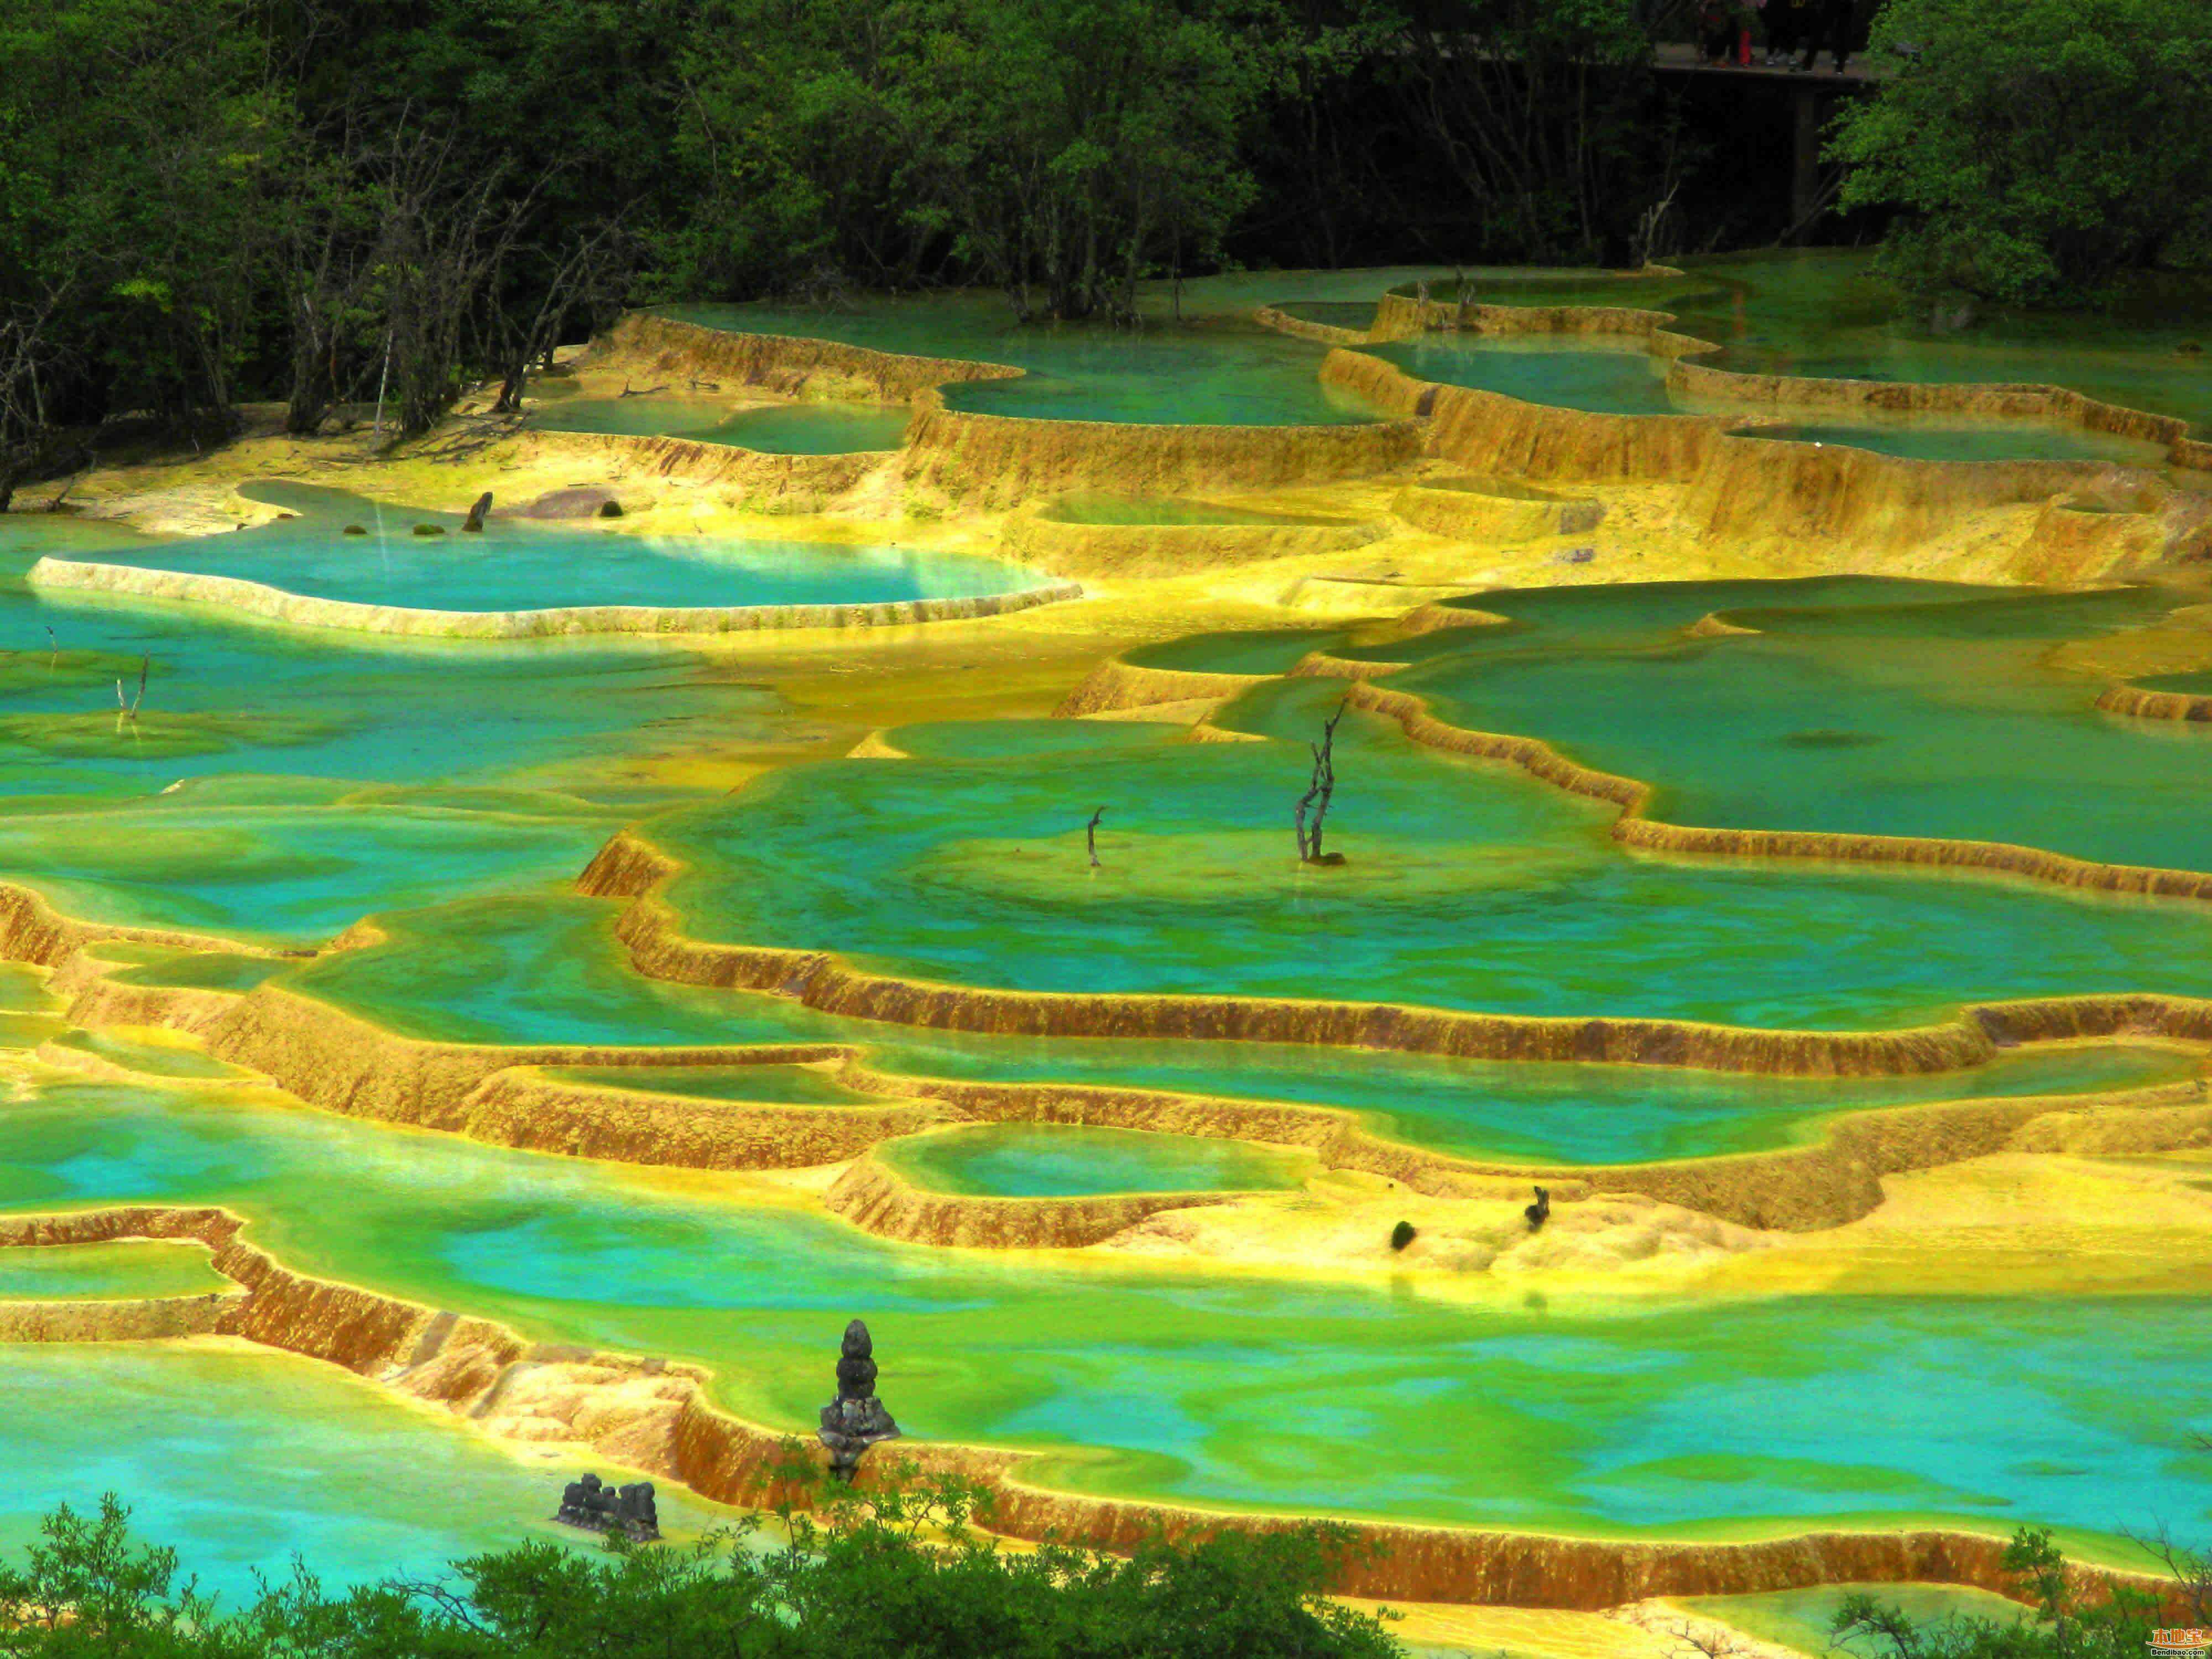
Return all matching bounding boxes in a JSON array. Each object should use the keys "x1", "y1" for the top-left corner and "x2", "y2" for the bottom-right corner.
[
  {"x1": 0, "y1": 1344, "x2": 736, "y2": 1600},
  {"x1": 641, "y1": 692, "x2": 2212, "y2": 1032},
  {"x1": 81, "y1": 483, "x2": 1029, "y2": 614},
  {"x1": 1364, "y1": 578, "x2": 2212, "y2": 873},
  {"x1": 0, "y1": 1082, "x2": 2203, "y2": 1545},
  {"x1": 1361, "y1": 334, "x2": 1682, "y2": 415},
  {"x1": 662, "y1": 296, "x2": 1383, "y2": 426},
  {"x1": 1434, "y1": 249, "x2": 2212, "y2": 435},
  {"x1": 536, "y1": 395, "x2": 911, "y2": 453},
  {"x1": 880, "y1": 1123, "x2": 1311, "y2": 1196}
]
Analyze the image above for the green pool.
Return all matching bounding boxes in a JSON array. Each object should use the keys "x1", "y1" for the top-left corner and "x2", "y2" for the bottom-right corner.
[
  {"x1": 0, "y1": 1239, "x2": 228, "y2": 1300},
  {"x1": 4, "y1": 267, "x2": 2211, "y2": 1584},
  {"x1": 661, "y1": 293, "x2": 1386, "y2": 427},
  {"x1": 78, "y1": 482, "x2": 1030, "y2": 614},
  {"x1": 640, "y1": 691, "x2": 2212, "y2": 1034},
  {"x1": 0, "y1": 1344, "x2": 739, "y2": 1601},
  {"x1": 535, "y1": 395, "x2": 912, "y2": 453},
  {"x1": 1360, "y1": 334, "x2": 1684, "y2": 416},
  {"x1": 1423, "y1": 249, "x2": 2212, "y2": 436},
  {"x1": 879, "y1": 1122, "x2": 1312, "y2": 1196},
  {"x1": 0, "y1": 1076, "x2": 2204, "y2": 1548},
  {"x1": 1336, "y1": 578, "x2": 2212, "y2": 874}
]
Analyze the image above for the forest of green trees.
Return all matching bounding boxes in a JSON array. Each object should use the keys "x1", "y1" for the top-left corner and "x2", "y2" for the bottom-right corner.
[{"x1": 1, "y1": 0, "x2": 2207, "y2": 495}]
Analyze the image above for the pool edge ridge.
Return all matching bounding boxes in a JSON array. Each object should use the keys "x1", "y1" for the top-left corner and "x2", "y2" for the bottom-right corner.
[
  {"x1": 0, "y1": 1202, "x2": 2195, "y2": 1618},
  {"x1": 1343, "y1": 678, "x2": 2212, "y2": 905},
  {"x1": 23, "y1": 554, "x2": 1083, "y2": 639}
]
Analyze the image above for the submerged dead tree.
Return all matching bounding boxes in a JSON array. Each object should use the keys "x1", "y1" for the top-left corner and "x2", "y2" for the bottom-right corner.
[
  {"x1": 1294, "y1": 701, "x2": 1347, "y2": 864},
  {"x1": 1087, "y1": 806, "x2": 1105, "y2": 868},
  {"x1": 114, "y1": 655, "x2": 148, "y2": 724}
]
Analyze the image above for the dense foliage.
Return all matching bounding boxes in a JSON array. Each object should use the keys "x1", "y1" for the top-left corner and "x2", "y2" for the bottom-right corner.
[
  {"x1": 9, "y1": 0, "x2": 2208, "y2": 488},
  {"x1": 0, "y1": 1479, "x2": 1404, "y2": 1657},
  {"x1": 0, "y1": 0, "x2": 1691, "y2": 484},
  {"x1": 1830, "y1": 0, "x2": 2212, "y2": 305},
  {"x1": 1833, "y1": 1526, "x2": 2208, "y2": 1659}
]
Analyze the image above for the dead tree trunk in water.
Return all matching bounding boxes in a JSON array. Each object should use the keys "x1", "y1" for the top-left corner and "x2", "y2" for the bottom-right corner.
[
  {"x1": 1086, "y1": 807, "x2": 1104, "y2": 868},
  {"x1": 1294, "y1": 701, "x2": 1347, "y2": 864}
]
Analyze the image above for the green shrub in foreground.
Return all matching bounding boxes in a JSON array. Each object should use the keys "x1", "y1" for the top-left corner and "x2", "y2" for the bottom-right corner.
[{"x1": 0, "y1": 1468, "x2": 1403, "y2": 1658}]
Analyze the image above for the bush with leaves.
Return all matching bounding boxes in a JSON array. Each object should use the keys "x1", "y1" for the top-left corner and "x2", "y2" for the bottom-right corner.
[
  {"x1": 0, "y1": 1463, "x2": 1404, "y2": 1658},
  {"x1": 1830, "y1": 1525, "x2": 2187, "y2": 1659},
  {"x1": 1830, "y1": 0, "x2": 2212, "y2": 305}
]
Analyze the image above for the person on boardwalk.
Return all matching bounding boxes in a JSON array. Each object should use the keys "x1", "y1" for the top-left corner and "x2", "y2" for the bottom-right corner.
[
  {"x1": 1796, "y1": 0, "x2": 1855, "y2": 71},
  {"x1": 1764, "y1": 0, "x2": 1803, "y2": 66},
  {"x1": 1698, "y1": 0, "x2": 1737, "y2": 64}
]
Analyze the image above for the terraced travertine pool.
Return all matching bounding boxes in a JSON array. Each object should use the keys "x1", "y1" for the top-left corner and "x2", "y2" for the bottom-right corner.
[
  {"x1": 0, "y1": 1344, "x2": 740, "y2": 1600},
  {"x1": 1405, "y1": 249, "x2": 2212, "y2": 436},
  {"x1": 535, "y1": 395, "x2": 914, "y2": 453},
  {"x1": 637, "y1": 690, "x2": 2212, "y2": 1030},
  {"x1": 4, "y1": 257, "x2": 2212, "y2": 1615},
  {"x1": 2, "y1": 1072, "x2": 2206, "y2": 1553},
  {"x1": 662, "y1": 284, "x2": 1403, "y2": 425},
  {"x1": 58, "y1": 481, "x2": 1033, "y2": 616}
]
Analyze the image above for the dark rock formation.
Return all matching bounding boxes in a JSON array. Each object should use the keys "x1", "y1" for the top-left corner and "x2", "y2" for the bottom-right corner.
[
  {"x1": 411, "y1": 523, "x2": 445, "y2": 537},
  {"x1": 817, "y1": 1318, "x2": 900, "y2": 1481},
  {"x1": 519, "y1": 487, "x2": 617, "y2": 520},
  {"x1": 1390, "y1": 1219, "x2": 1417, "y2": 1251},
  {"x1": 1525, "y1": 1186, "x2": 1551, "y2": 1230},
  {"x1": 341, "y1": 524, "x2": 368, "y2": 536},
  {"x1": 554, "y1": 1472, "x2": 660, "y2": 1541},
  {"x1": 462, "y1": 492, "x2": 493, "y2": 532}
]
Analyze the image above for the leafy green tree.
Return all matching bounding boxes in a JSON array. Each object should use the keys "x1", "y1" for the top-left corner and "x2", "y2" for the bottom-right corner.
[
  {"x1": 894, "y1": 0, "x2": 1274, "y2": 321},
  {"x1": 1830, "y1": 0, "x2": 2212, "y2": 305},
  {"x1": 0, "y1": 0, "x2": 286, "y2": 490}
]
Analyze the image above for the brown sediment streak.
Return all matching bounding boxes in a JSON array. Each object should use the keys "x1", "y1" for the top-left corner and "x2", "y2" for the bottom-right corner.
[
  {"x1": 1052, "y1": 656, "x2": 1271, "y2": 717},
  {"x1": 1288, "y1": 650, "x2": 1408, "y2": 681},
  {"x1": 1674, "y1": 437, "x2": 2128, "y2": 553},
  {"x1": 1323, "y1": 350, "x2": 1731, "y2": 485},
  {"x1": 1343, "y1": 683, "x2": 1647, "y2": 809},
  {"x1": 42, "y1": 932, "x2": 932, "y2": 1176},
  {"x1": 1384, "y1": 602, "x2": 1514, "y2": 639},
  {"x1": 1392, "y1": 479, "x2": 1606, "y2": 542},
  {"x1": 999, "y1": 503, "x2": 1385, "y2": 580},
  {"x1": 1345, "y1": 680, "x2": 2212, "y2": 904},
  {"x1": 0, "y1": 1205, "x2": 2187, "y2": 1615},
  {"x1": 187, "y1": 986, "x2": 936, "y2": 1173},
  {"x1": 454, "y1": 1066, "x2": 943, "y2": 1171},
  {"x1": 2097, "y1": 681, "x2": 2212, "y2": 722},
  {"x1": 25, "y1": 557, "x2": 1083, "y2": 641},
  {"x1": 0, "y1": 1295, "x2": 232, "y2": 1342},
  {"x1": 0, "y1": 880, "x2": 270, "y2": 974},
  {"x1": 1251, "y1": 304, "x2": 1374, "y2": 347},
  {"x1": 900, "y1": 390, "x2": 1425, "y2": 508},
  {"x1": 821, "y1": 1153, "x2": 1224, "y2": 1249},
  {"x1": 600, "y1": 312, "x2": 1020, "y2": 403}
]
